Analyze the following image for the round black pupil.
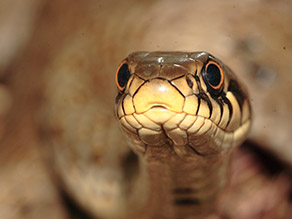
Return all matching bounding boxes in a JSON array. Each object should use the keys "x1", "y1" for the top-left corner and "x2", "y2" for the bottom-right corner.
[
  {"x1": 118, "y1": 63, "x2": 130, "y2": 88},
  {"x1": 206, "y1": 64, "x2": 221, "y2": 87}
]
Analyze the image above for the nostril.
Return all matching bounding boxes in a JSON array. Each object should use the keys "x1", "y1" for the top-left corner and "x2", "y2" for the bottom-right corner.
[{"x1": 186, "y1": 76, "x2": 193, "y2": 89}]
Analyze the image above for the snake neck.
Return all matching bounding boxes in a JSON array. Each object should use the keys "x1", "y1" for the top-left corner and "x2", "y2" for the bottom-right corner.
[{"x1": 135, "y1": 143, "x2": 230, "y2": 218}]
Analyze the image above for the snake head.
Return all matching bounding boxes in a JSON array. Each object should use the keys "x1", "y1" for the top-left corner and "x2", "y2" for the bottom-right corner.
[{"x1": 115, "y1": 52, "x2": 251, "y2": 156}]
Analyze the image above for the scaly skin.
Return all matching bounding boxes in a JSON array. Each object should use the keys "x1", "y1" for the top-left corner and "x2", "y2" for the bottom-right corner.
[{"x1": 115, "y1": 52, "x2": 251, "y2": 218}]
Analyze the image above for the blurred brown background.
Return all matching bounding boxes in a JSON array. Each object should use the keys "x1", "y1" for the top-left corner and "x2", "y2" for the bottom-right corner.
[{"x1": 0, "y1": 0, "x2": 292, "y2": 218}]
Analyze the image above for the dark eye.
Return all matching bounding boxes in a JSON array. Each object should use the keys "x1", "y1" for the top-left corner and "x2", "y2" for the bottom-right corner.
[
  {"x1": 203, "y1": 60, "x2": 224, "y2": 94},
  {"x1": 115, "y1": 60, "x2": 130, "y2": 91}
]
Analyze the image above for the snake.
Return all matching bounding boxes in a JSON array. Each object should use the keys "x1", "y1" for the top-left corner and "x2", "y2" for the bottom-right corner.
[{"x1": 114, "y1": 51, "x2": 252, "y2": 218}]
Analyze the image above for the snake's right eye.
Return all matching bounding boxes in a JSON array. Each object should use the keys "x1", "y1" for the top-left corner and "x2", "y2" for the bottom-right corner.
[{"x1": 116, "y1": 60, "x2": 130, "y2": 92}]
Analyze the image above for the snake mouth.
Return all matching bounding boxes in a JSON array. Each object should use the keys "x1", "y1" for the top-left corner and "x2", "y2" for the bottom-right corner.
[
  {"x1": 144, "y1": 105, "x2": 177, "y2": 125},
  {"x1": 150, "y1": 105, "x2": 168, "y2": 110}
]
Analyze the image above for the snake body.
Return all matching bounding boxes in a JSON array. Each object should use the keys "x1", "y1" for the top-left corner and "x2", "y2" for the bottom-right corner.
[{"x1": 115, "y1": 51, "x2": 251, "y2": 218}]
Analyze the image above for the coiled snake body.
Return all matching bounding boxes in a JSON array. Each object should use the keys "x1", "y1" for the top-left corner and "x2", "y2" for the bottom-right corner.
[{"x1": 114, "y1": 51, "x2": 251, "y2": 218}]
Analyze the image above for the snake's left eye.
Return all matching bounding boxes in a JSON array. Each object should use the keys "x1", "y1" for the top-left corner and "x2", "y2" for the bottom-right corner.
[
  {"x1": 203, "y1": 60, "x2": 224, "y2": 94},
  {"x1": 116, "y1": 60, "x2": 130, "y2": 91}
]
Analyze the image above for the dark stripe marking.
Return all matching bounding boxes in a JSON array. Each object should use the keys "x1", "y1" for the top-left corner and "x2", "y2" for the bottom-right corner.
[
  {"x1": 228, "y1": 79, "x2": 245, "y2": 110},
  {"x1": 187, "y1": 145, "x2": 204, "y2": 156},
  {"x1": 174, "y1": 198, "x2": 201, "y2": 205},
  {"x1": 214, "y1": 97, "x2": 224, "y2": 125},
  {"x1": 195, "y1": 97, "x2": 201, "y2": 115},
  {"x1": 172, "y1": 188, "x2": 197, "y2": 194},
  {"x1": 222, "y1": 95, "x2": 233, "y2": 128},
  {"x1": 193, "y1": 75, "x2": 203, "y2": 92},
  {"x1": 196, "y1": 92, "x2": 213, "y2": 119}
]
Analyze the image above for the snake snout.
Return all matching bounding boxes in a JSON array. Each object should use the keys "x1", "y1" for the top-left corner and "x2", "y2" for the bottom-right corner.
[{"x1": 133, "y1": 79, "x2": 184, "y2": 114}]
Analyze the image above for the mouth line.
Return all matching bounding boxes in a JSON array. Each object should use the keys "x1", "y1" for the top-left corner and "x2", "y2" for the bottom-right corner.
[{"x1": 150, "y1": 105, "x2": 168, "y2": 110}]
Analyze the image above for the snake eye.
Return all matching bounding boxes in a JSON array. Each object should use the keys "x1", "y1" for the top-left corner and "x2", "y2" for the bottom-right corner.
[
  {"x1": 116, "y1": 60, "x2": 130, "y2": 91},
  {"x1": 203, "y1": 60, "x2": 224, "y2": 94}
]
